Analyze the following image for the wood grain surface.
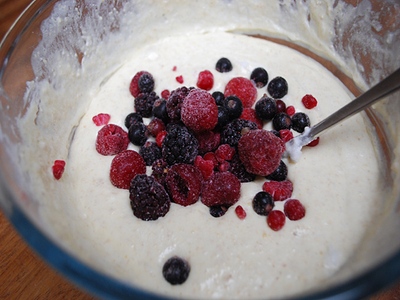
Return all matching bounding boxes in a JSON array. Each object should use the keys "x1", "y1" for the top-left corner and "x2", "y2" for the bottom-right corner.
[{"x1": 0, "y1": 0, "x2": 400, "y2": 299}]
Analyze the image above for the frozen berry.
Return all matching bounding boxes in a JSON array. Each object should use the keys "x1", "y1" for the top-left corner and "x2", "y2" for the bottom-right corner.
[
  {"x1": 110, "y1": 150, "x2": 146, "y2": 189},
  {"x1": 276, "y1": 100, "x2": 286, "y2": 113},
  {"x1": 138, "y1": 73, "x2": 155, "y2": 93},
  {"x1": 262, "y1": 180, "x2": 293, "y2": 202},
  {"x1": 176, "y1": 75, "x2": 184, "y2": 84},
  {"x1": 201, "y1": 172, "x2": 241, "y2": 207},
  {"x1": 235, "y1": 205, "x2": 247, "y2": 220},
  {"x1": 166, "y1": 87, "x2": 193, "y2": 121},
  {"x1": 220, "y1": 119, "x2": 258, "y2": 148},
  {"x1": 156, "y1": 130, "x2": 167, "y2": 148},
  {"x1": 96, "y1": 124, "x2": 129, "y2": 156},
  {"x1": 250, "y1": 67, "x2": 269, "y2": 88},
  {"x1": 270, "y1": 130, "x2": 281, "y2": 138},
  {"x1": 52, "y1": 160, "x2": 66, "y2": 180},
  {"x1": 218, "y1": 161, "x2": 230, "y2": 172},
  {"x1": 215, "y1": 144, "x2": 235, "y2": 162},
  {"x1": 286, "y1": 105, "x2": 295, "y2": 116},
  {"x1": 181, "y1": 89, "x2": 218, "y2": 132},
  {"x1": 306, "y1": 137, "x2": 320, "y2": 147},
  {"x1": 216, "y1": 106, "x2": 230, "y2": 130},
  {"x1": 291, "y1": 112, "x2": 311, "y2": 133},
  {"x1": 197, "y1": 70, "x2": 214, "y2": 91},
  {"x1": 255, "y1": 96, "x2": 277, "y2": 121},
  {"x1": 129, "y1": 71, "x2": 150, "y2": 98},
  {"x1": 252, "y1": 191, "x2": 274, "y2": 216},
  {"x1": 92, "y1": 113, "x2": 111, "y2": 126},
  {"x1": 209, "y1": 205, "x2": 228, "y2": 218},
  {"x1": 128, "y1": 122, "x2": 149, "y2": 146},
  {"x1": 194, "y1": 130, "x2": 220, "y2": 154},
  {"x1": 161, "y1": 89, "x2": 170, "y2": 99},
  {"x1": 212, "y1": 91, "x2": 225, "y2": 106},
  {"x1": 240, "y1": 107, "x2": 263, "y2": 129},
  {"x1": 151, "y1": 158, "x2": 169, "y2": 185},
  {"x1": 216, "y1": 57, "x2": 232, "y2": 73},
  {"x1": 279, "y1": 129, "x2": 294, "y2": 143},
  {"x1": 134, "y1": 92, "x2": 159, "y2": 118},
  {"x1": 147, "y1": 118, "x2": 166, "y2": 137},
  {"x1": 267, "y1": 210, "x2": 286, "y2": 231},
  {"x1": 238, "y1": 129, "x2": 285, "y2": 176},
  {"x1": 302, "y1": 94, "x2": 318, "y2": 109},
  {"x1": 267, "y1": 76, "x2": 288, "y2": 99},
  {"x1": 204, "y1": 152, "x2": 218, "y2": 168},
  {"x1": 224, "y1": 77, "x2": 257, "y2": 108},
  {"x1": 153, "y1": 99, "x2": 170, "y2": 124},
  {"x1": 166, "y1": 164, "x2": 203, "y2": 206},
  {"x1": 229, "y1": 153, "x2": 256, "y2": 182},
  {"x1": 139, "y1": 141, "x2": 162, "y2": 166},
  {"x1": 284, "y1": 199, "x2": 306, "y2": 221},
  {"x1": 162, "y1": 256, "x2": 190, "y2": 285},
  {"x1": 125, "y1": 112, "x2": 143, "y2": 129},
  {"x1": 272, "y1": 112, "x2": 292, "y2": 131},
  {"x1": 223, "y1": 95, "x2": 243, "y2": 120},
  {"x1": 129, "y1": 174, "x2": 170, "y2": 220},
  {"x1": 265, "y1": 160, "x2": 288, "y2": 182},
  {"x1": 194, "y1": 156, "x2": 214, "y2": 180}
]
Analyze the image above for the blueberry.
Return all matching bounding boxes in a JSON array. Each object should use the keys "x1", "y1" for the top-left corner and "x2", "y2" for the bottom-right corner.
[
  {"x1": 216, "y1": 106, "x2": 230, "y2": 130},
  {"x1": 270, "y1": 130, "x2": 280, "y2": 138},
  {"x1": 291, "y1": 112, "x2": 311, "y2": 133},
  {"x1": 252, "y1": 191, "x2": 274, "y2": 216},
  {"x1": 153, "y1": 99, "x2": 170, "y2": 124},
  {"x1": 162, "y1": 256, "x2": 190, "y2": 285},
  {"x1": 138, "y1": 73, "x2": 155, "y2": 93},
  {"x1": 250, "y1": 67, "x2": 269, "y2": 88},
  {"x1": 223, "y1": 95, "x2": 243, "y2": 120},
  {"x1": 272, "y1": 112, "x2": 292, "y2": 131},
  {"x1": 216, "y1": 57, "x2": 233, "y2": 73},
  {"x1": 212, "y1": 91, "x2": 225, "y2": 106},
  {"x1": 268, "y1": 76, "x2": 288, "y2": 99},
  {"x1": 128, "y1": 122, "x2": 149, "y2": 146},
  {"x1": 255, "y1": 95, "x2": 277, "y2": 121},
  {"x1": 209, "y1": 205, "x2": 228, "y2": 218},
  {"x1": 125, "y1": 112, "x2": 143, "y2": 129},
  {"x1": 265, "y1": 160, "x2": 288, "y2": 182}
]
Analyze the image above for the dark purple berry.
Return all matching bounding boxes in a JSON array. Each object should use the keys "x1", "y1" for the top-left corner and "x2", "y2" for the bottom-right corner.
[
  {"x1": 272, "y1": 112, "x2": 292, "y2": 131},
  {"x1": 138, "y1": 73, "x2": 155, "y2": 93},
  {"x1": 212, "y1": 91, "x2": 225, "y2": 106},
  {"x1": 166, "y1": 87, "x2": 194, "y2": 121},
  {"x1": 270, "y1": 130, "x2": 280, "y2": 138},
  {"x1": 139, "y1": 141, "x2": 162, "y2": 166},
  {"x1": 220, "y1": 119, "x2": 258, "y2": 148},
  {"x1": 216, "y1": 106, "x2": 230, "y2": 130},
  {"x1": 151, "y1": 158, "x2": 169, "y2": 186},
  {"x1": 268, "y1": 76, "x2": 288, "y2": 99},
  {"x1": 265, "y1": 160, "x2": 288, "y2": 182},
  {"x1": 252, "y1": 191, "x2": 274, "y2": 216},
  {"x1": 162, "y1": 125, "x2": 198, "y2": 165},
  {"x1": 162, "y1": 256, "x2": 190, "y2": 285},
  {"x1": 255, "y1": 95, "x2": 277, "y2": 121},
  {"x1": 125, "y1": 112, "x2": 143, "y2": 129},
  {"x1": 134, "y1": 92, "x2": 159, "y2": 118},
  {"x1": 128, "y1": 122, "x2": 149, "y2": 146},
  {"x1": 153, "y1": 99, "x2": 170, "y2": 124},
  {"x1": 250, "y1": 67, "x2": 269, "y2": 88},
  {"x1": 291, "y1": 112, "x2": 311, "y2": 133},
  {"x1": 209, "y1": 205, "x2": 228, "y2": 218},
  {"x1": 229, "y1": 153, "x2": 256, "y2": 182},
  {"x1": 223, "y1": 95, "x2": 243, "y2": 120},
  {"x1": 216, "y1": 57, "x2": 233, "y2": 73}
]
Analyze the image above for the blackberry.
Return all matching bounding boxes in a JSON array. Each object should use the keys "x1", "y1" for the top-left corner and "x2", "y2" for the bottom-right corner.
[
  {"x1": 220, "y1": 119, "x2": 258, "y2": 148},
  {"x1": 129, "y1": 174, "x2": 170, "y2": 221},
  {"x1": 272, "y1": 112, "x2": 292, "y2": 131},
  {"x1": 162, "y1": 125, "x2": 199, "y2": 165},
  {"x1": 125, "y1": 112, "x2": 143, "y2": 129},
  {"x1": 252, "y1": 191, "x2": 274, "y2": 216},
  {"x1": 128, "y1": 122, "x2": 149, "y2": 146},
  {"x1": 255, "y1": 95, "x2": 277, "y2": 121},
  {"x1": 265, "y1": 160, "x2": 288, "y2": 182},
  {"x1": 212, "y1": 91, "x2": 225, "y2": 106},
  {"x1": 153, "y1": 98, "x2": 170, "y2": 124},
  {"x1": 162, "y1": 256, "x2": 190, "y2": 285},
  {"x1": 250, "y1": 67, "x2": 269, "y2": 88},
  {"x1": 209, "y1": 205, "x2": 228, "y2": 218},
  {"x1": 223, "y1": 95, "x2": 243, "y2": 120},
  {"x1": 139, "y1": 141, "x2": 162, "y2": 166},
  {"x1": 166, "y1": 87, "x2": 194, "y2": 121},
  {"x1": 267, "y1": 76, "x2": 288, "y2": 99},
  {"x1": 228, "y1": 153, "x2": 256, "y2": 182},
  {"x1": 215, "y1": 106, "x2": 230, "y2": 130},
  {"x1": 215, "y1": 57, "x2": 232, "y2": 73},
  {"x1": 134, "y1": 91, "x2": 159, "y2": 118},
  {"x1": 151, "y1": 158, "x2": 169, "y2": 186},
  {"x1": 291, "y1": 112, "x2": 311, "y2": 133},
  {"x1": 138, "y1": 73, "x2": 155, "y2": 93}
]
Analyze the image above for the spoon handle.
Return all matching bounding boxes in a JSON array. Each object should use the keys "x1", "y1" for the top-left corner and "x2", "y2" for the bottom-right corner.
[{"x1": 308, "y1": 68, "x2": 400, "y2": 139}]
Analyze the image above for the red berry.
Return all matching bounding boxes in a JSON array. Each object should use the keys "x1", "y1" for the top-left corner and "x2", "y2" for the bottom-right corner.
[
  {"x1": 284, "y1": 199, "x2": 306, "y2": 221},
  {"x1": 267, "y1": 210, "x2": 286, "y2": 231},
  {"x1": 110, "y1": 150, "x2": 146, "y2": 189},
  {"x1": 181, "y1": 89, "x2": 218, "y2": 132},
  {"x1": 286, "y1": 105, "x2": 295, "y2": 116},
  {"x1": 176, "y1": 75, "x2": 184, "y2": 84},
  {"x1": 306, "y1": 137, "x2": 320, "y2": 147},
  {"x1": 276, "y1": 100, "x2": 286, "y2": 113},
  {"x1": 194, "y1": 156, "x2": 214, "y2": 180},
  {"x1": 279, "y1": 129, "x2": 294, "y2": 143},
  {"x1": 194, "y1": 131, "x2": 220, "y2": 154},
  {"x1": 224, "y1": 77, "x2": 257, "y2": 108},
  {"x1": 239, "y1": 107, "x2": 263, "y2": 129},
  {"x1": 235, "y1": 205, "x2": 247, "y2": 220},
  {"x1": 147, "y1": 118, "x2": 166, "y2": 137},
  {"x1": 92, "y1": 113, "x2": 111, "y2": 126},
  {"x1": 302, "y1": 94, "x2": 318, "y2": 109},
  {"x1": 262, "y1": 180, "x2": 293, "y2": 202},
  {"x1": 172, "y1": 66, "x2": 177, "y2": 71},
  {"x1": 238, "y1": 129, "x2": 285, "y2": 176},
  {"x1": 201, "y1": 172, "x2": 241, "y2": 207},
  {"x1": 218, "y1": 161, "x2": 230, "y2": 172},
  {"x1": 156, "y1": 130, "x2": 167, "y2": 148},
  {"x1": 129, "y1": 71, "x2": 150, "y2": 98},
  {"x1": 52, "y1": 160, "x2": 65, "y2": 180},
  {"x1": 197, "y1": 70, "x2": 214, "y2": 91},
  {"x1": 96, "y1": 124, "x2": 129, "y2": 156},
  {"x1": 161, "y1": 89, "x2": 170, "y2": 99},
  {"x1": 203, "y1": 152, "x2": 218, "y2": 167},
  {"x1": 215, "y1": 144, "x2": 235, "y2": 162}
]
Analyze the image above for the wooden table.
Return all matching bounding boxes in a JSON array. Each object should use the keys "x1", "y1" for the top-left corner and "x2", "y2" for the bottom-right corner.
[{"x1": 1, "y1": 0, "x2": 400, "y2": 299}]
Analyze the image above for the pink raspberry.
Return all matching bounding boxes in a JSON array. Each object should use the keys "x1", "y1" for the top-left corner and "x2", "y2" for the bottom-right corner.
[
  {"x1": 203, "y1": 152, "x2": 218, "y2": 168},
  {"x1": 238, "y1": 129, "x2": 285, "y2": 176},
  {"x1": 92, "y1": 113, "x2": 111, "y2": 126},
  {"x1": 181, "y1": 89, "x2": 218, "y2": 132},
  {"x1": 262, "y1": 180, "x2": 293, "y2": 202},
  {"x1": 235, "y1": 205, "x2": 247, "y2": 220},
  {"x1": 218, "y1": 161, "x2": 230, "y2": 172},
  {"x1": 194, "y1": 156, "x2": 214, "y2": 180},
  {"x1": 197, "y1": 70, "x2": 214, "y2": 91},
  {"x1": 110, "y1": 150, "x2": 146, "y2": 189},
  {"x1": 239, "y1": 107, "x2": 263, "y2": 129},
  {"x1": 176, "y1": 75, "x2": 184, "y2": 84},
  {"x1": 215, "y1": 144, "x2": 235, "y2": 162},
  {"x1": 161, "y1": 89, "x2": 170, "y2": 99},
  {"x1": 224, "y1": 77, "x2": 257, "y2": 108},
  {"x1": 267, "y1": 210, "x2": 286, "y2": 231},
  {"x1": 96, "y1": 124, "x2": 129, "y2": 156},
  {"x1": 201, "y1": 172, "x2": 241, "y2": 207},
  {"x1": 279, "y1": 129, "x2": 294, "y2": 143},
  {"x1": 52, "y1": 160, "x2": 66, "y2": 180},
  {"x1": 302, "y1": 94, "x2": 318, "y2": 109},
  {"x1": 284, "y1": 199, "x2": 306, "y2": 221},
  {"x1": 129, "y1": 71, "x2": 150, "y2": 98}
]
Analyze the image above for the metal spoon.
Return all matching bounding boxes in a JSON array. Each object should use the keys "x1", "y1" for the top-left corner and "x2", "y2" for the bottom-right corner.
[{"x1": 285, "y1": 67, "x2": 400, "y2": 161}]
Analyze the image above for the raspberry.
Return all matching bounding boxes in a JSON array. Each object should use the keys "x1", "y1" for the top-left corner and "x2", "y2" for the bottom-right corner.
[
  {"x1": 262, "y1": 180, "x2": 293, "y2": 202},
  {"x1": 166, "y1": 164, "x2": 203, "y2": 206},
  {"x1": 147, "y1": 118, "x2": 166, "y2": 137},
  {"x1": 181, "y1": 89, "x2": 218, "y2": 132},
  {"x1": 162, "y1": 256, "x2": 190, "y2": 285},
  {"x1": 235, "y1": 205, "x2": 246, "y2": 220},
  {"x1": 228, "y1": 153, "x2": 256, "y2": 182},
  {"x1": 110, "y1": 150, "x2": 146, "y2": 189},
  {"x1": 201, "y1": 172, "x2": 241, "y2": 207},
  {"x1": 218, "y1": 161, "x2": 230, "y2": 172},
  {"x1": 139, "y1": 141, "x2": 162, "y2": 166},
  {"x1": 134, "y1": 91, "x2": 159, "y2": 118},
  {"x1": 129, "y1": 174, "x2": 170, "y2": 221},
  {"x1": 265, "y1": 160, "x2": 288, "y2": 182},
  {"x1": 166, "y1": 87, "x2": 193, "y2": 121},
  {"x1": 176, "y1": 75, "x2": 184, "y2": 84},
  {"x1": 161, "y1": 89, "x2": 170, "y2": 99},
  {"x1": 203, "y1": 152, "x2": 218, "y2": 167},
  {"x1": 306, "y1": 137, "x2": 320, "y2": 147},
  {"x1": 151, "y1": 158, "x2": 169, "y2": 186},
  {"x1": 96, "y1": 124, "x2": 129, "y2": 156},
  {"x1": 286, "y1": 105, "x2": 295, "y2": 116},
  {"x1": 194, "y1": 131, "x2": 220, "y2": 154},
  {"x1": 238, "y1": 129, "x2": 285, "y2": 176},
  {"x1": 92, "y1": 113, "x2": 111, "y2": 126},
  {"x1": 302, "y1": 94, "x2": 318, "y2": 109},
  {"x1": 224, "y1": 77, "x2": 257, "y2": 108},
  {"x1": 220, "y1": 119, "x2": 258, "y2": 149},
  {"x1": 284, "y1": 199, "x2": 306, "y2": 221},
  {"x1": 129, "y1": 71, "x2": 150, "y2": 98},
  {"x1": 197, "y1": 70, "x2": 214, "y2": 91},
  {"x1": 52, "y1": 160, "x2": 65, "y2": 180},
  {"x1": 215, "y1": 144, "x2": 235, "y2": 162},
  {"x1": 267, "y1": 210, "x2": 286, "y2": 231},
  {"x1": 279, "y1": 129, "x2": 294, "y2": 143},
  {"x1": 194, "y1": 156, "x2": 214, "y2": 180},
  {"x1": 156, "y1": 130, "x2": 167, "y2": 148},
  {"x1": 240, "y1": 107, "x2": 263, "y2": 129}
]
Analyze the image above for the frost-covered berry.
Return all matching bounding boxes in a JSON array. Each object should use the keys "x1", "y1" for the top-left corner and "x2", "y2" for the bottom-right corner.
[
  {"x1": 138, "y1": 73, "x2": 155, "y2": 93},
  {"x1": 284, "y1": 199, "x2": 306, "y2": 221},
  {"x1": 110, "y1": 150, "x2": 146, "y2": 189},
  {"x1": 153, "y1": 99, "x2": 170, "y2": 124},
  {"x1": 162, "y1": 256, "x2": 190, "y2": 285},
  {"x1": 253, "y1": 191, "x2": 274, "y2": 216},
  {"x1": 255, "y1": 96, "x2": 277, "y2": 121},
  {"x1": 134, "y1": 92, "x2": 159, "y2": 118},
  {"x1": 197, "y1": 70, "x2": 214, "y2": 91},
  {"x1": 128, "y1": 122, "x2": 149, "y2": 146},
  {"x1": 223, "y1": 95, "x2": 243, "y2": 120},
  {"x1": 250, "y1": 67, "x2": 269, "y2": 88},
  {"x1": 201, "y1": 172, "x2": 241, "y2": 207},
  {"x1": 216, "y1": 57, "x2": 233, "y2": 73},
  {"x1": 291, "y1": 112, "x2": 310, "y2": 133},
  {"x1": 265, "y1": 160, "x2": 288, "y2": 182},
  {"x1": 96, "y1": 124, "x2": 129, "y2": 156},
  {"x1": 272, "y1": 112, "x2": 292, "y2": 131},
  {"x1": 212, "y1": 91, "x2": 225, "y2": 106},
  {"x1": 224, "y1": 77, "x2": 257, "y2": 108},
  {"x1": 267, "y1": 210, "x2": 286, "y2": 231},
  {"x1": 139, "y1": 141, "x2": 162, "y2": 166}
]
